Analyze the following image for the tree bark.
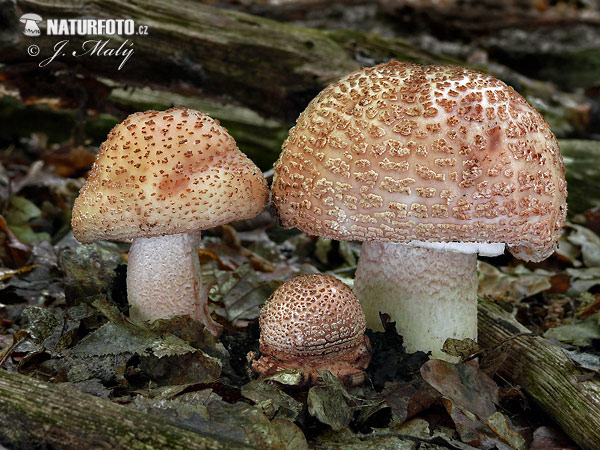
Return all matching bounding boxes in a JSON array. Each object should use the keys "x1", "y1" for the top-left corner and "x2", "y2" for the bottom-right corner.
[
  {"x1": 0, "y1": 368, "x2": 250, "y2": 449},
  {"x1": 477, "y1": 298, "x2": 600, "y2": 450}
]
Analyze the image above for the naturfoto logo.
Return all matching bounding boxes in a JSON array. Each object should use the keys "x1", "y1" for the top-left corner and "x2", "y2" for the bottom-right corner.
[
  {"x1": 20, "y1": 13, "x2": 147, "y2": 71},
  {"x1": 20, "y1": 13, "x2": 42, "y2": 37},
  {"x1": 46, "y1": 19, "x2": 137, "y2": 36}
]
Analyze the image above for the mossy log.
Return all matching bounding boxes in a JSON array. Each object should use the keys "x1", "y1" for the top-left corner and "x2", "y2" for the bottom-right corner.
[
  {"x1": 0, "y1": 368, "x2": 250, "y2": 449},
  {"x1": 0, "y1": 0, "x2": 588, "y2": 130},
  {"x1": 0, "y1": 0, "x2": 453, "y2": 123},
  {"x1": 477, "y1": 298, "x2": 600, "y2": 450}
]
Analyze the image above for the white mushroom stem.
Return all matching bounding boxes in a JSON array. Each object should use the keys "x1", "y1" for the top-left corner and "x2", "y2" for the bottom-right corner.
[
  {"x1": 354, "y1": 241, "x2": 504, "y2": 361},
  {"x1": 126, "y1": 232, "x2": 222, "y2": 336}
]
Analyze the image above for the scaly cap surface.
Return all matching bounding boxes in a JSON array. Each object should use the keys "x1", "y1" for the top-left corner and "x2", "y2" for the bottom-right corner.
[
  {"x1": 272, "y1": 62, "x2": 567, "y2": 262},
  {"x1": 72, "y1": 107, "x2": 269, "y2": 243},
  {"x1": 259, "y1": 274, "x2": 366, "y2": 359}
]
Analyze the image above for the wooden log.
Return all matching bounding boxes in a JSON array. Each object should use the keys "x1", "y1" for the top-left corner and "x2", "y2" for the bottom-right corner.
[
  {"x1": 477, "y1": 298, "x2": 600, "y2": 450},
  {"x1": 0, "y1": 368, "x2": 250, "y2": 449},
  {"x1": 0, "y1": 0, "x2": 443, "y2": 122},
  {"x1": 0, "y1": 0, "x2": 588, "y2": 131}
]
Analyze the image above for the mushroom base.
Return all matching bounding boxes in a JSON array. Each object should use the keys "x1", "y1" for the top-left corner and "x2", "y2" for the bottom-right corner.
[
  {"x1": 251, "y1": 335, "x2": 371, "y2": 386},
  {"x1": 127, "y1": 232, "x2": 222, "y2": 335},
  {"x1": 354, "y1": 242, "x2": 478, "y2": 362}
]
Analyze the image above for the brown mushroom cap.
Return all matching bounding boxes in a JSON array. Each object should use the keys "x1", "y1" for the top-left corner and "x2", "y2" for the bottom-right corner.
[
  {"x1": 72, "y1": 107, "x2": 269, "y2": 243},
  {"x1": 272, "y1": 62, "x2": 567, "y2": 262},
  {"x1": 256, "y1": 274, "x2": 370, "y2": 381}
]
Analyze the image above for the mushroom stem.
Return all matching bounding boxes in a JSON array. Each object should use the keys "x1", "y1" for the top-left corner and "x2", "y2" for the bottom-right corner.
[
  {"x1": 354, "y1": 242, "x2": 477, "y2": 361},
  {"x1": 126, "y1": 232, "x2": 222, "y2": 336}
]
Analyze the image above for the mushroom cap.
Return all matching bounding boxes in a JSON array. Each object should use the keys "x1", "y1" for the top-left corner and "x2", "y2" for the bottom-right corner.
[
  {"x1": 72, "y1": 107, "x2": 269, "y2": 243},
  {"x1": 20, "y1": 13, "x2": 42, "y2": 22},
  {"x1": 272, "y1": 62, "x2": 567, "y2": 262},
  {"x1": 258, "y1": 274, "x2": 367, "y2": 360}
]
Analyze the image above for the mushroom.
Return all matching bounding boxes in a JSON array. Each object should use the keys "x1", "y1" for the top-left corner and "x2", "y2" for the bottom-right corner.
[
  {"x1": 72, "y1": 107, "x2": 269, "y2": 335},
  {"x1": 252, "y1": 274, "x2": 371, "y2": 386},
  {"x1": 20, "y1": 13, "x2": 42, "y2": 37},
  {"x1": 271, "y1": 62, "x2": 567, "y2": 360}
]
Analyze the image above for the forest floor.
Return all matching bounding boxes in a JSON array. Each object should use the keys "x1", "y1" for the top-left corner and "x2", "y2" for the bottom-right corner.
[{"x1": 1, "y1": 137, "x2": 599, "y2": 449}]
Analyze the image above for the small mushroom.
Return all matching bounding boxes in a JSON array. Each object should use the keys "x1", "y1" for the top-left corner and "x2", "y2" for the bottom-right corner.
[
  {"x1": 72, "y1": 107, "x2": 269, "y2": 335},
  {"x1": 20, "y1": 13, "x2": 42, "y2": 36},
  {"x1": 272, "y1": 62, "x2": 567, "y2": 360},
  {"x1": 252, "y1": 274, "x2": 371, "y2": 386}
]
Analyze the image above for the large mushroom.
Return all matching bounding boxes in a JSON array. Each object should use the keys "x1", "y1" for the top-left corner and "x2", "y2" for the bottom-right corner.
[
  {"x1": 252, "y1": 274, "x2": 371, "y2": 386},
  {"x1": 272, "y1": 62, "x2": 567, "y2": 360},
  {"x1": 72, "y1": 107, "x2": 269, "y2": 335}
]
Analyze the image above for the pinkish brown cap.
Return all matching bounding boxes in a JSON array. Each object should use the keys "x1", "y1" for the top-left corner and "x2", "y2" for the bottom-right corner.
[
  {"x1": 252, "y1": 274, "x2": 371, "y2": 385},
  {"x1": 72, "y1": 107, "x2": 269, "y2": 243},
  {"x1": 272, "y1": 62, "x2": 567, "y2": 262}
]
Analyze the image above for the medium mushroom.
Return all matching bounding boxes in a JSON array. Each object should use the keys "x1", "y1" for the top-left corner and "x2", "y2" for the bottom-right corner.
[
  {"x1": 252, "y1": 274, "x2": 371, "y2": 386},
  {"x1": 72, "y1": 107, "x2": 269, "y2": 335},
  {"x1": 20, "y1": 13, "x2": 42, "y2": 37},
  {"x1": 272, "y1": 62, "x2": 567, "y2": 360}
]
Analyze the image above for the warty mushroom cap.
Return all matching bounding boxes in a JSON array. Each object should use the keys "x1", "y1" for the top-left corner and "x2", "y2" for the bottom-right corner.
[
  {"x1": 254, "y1": 274, "x2": 371, "y2": 385},
  {"x1": 72, "y1": 107, "x2": 269, "y2": 243},
  {"x1": 272, "y1": 62, "x2": 567, "y2": 262},
  {"x1": 259, "y1": 274, "x2": 367, "y2": 359}
]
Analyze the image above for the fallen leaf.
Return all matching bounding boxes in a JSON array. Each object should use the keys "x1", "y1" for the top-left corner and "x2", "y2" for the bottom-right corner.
[
  {"x1": 0, "y1": 214, "x2": 31, "y2": 268},
  {"x1": 575, "y1": 292, "x2": 600, "y2": 319},
  {"x1": 41, "y1": 143, "x2": 97, "y2": 177},
  {"x1": 565, "y1": 267, "x2": 600, "y2": 295},
  {"x1": 20, "y1": 306, "x2": 59, "y2": 345},
  {"x1": 421, "y1": 360, "x2": 498, "y2": 419},
  {"x1": 307, "y1": 371, "x2": 354, "y2": 431},
  {"x1": 263, "y1": 369, "x2": 304, "y2": 386},
  {"x1": 564, "y1": 349, "x2": 600, "y2": 373},
  {"x1": 486, "y1": 411, "x2": 527, "y2": 450},
  {"x1": 442, "y1": 338, "x2": 480, "y2": 360},
  {"x1": 566, "y1": 223, "x2": 600, "y2": 267},
  {"x1": 478, "y1": 262, "x2": 553, "y2": 302},
  {"x1": 421, "y1": 360, "x2": 526, "y2": 450},
  {"x1": 270, "y1": 418, "x2": 309, "y2": 450},
  {"x1": 380, "y1": 379, "x2": 439, "y2": 424},
  {"x1": 241, "y1": 379, "x2": 303, "y2": 421},
  {"x1": 544, "y1": 315, "x2": 600, "y2": 347},
  {"x1": 71, "y1": 321, "x2": 193, "y2": 358},
  {"x1": 3, "y1": 196, "x2": 51, "y2": 244},
  {"x1": 0, "y1": 265, "x2": 36, "y2": 282},
  {"x1": 584, "y1": 206, "x2": 600, "y2": 237},
  {"x1": 555, "y1": 234, "x2": 582, "y2": 266},
  {"x1": 59, "y1": 241, "x2": 124, "y2": 304},
  {"x1": 66, "y1": 378, "x2": 113, "y2": 398},
  {"x1": 212, "y1": 263, "x2": 287, "y2": 323},
  {"x1": 530, "y1": 426, "x2": 578, "y2": 450},
  {"x1": 132, "y1": 388, "x2": 306, "y2": 449}
]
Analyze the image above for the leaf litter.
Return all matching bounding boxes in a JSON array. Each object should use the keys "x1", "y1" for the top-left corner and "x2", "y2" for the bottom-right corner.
[{"x1": 3, "y1": 136, "x2": 600, "y2": 448}]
